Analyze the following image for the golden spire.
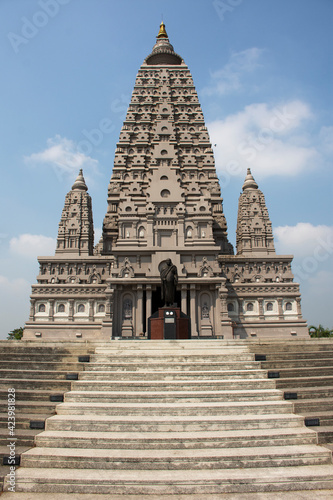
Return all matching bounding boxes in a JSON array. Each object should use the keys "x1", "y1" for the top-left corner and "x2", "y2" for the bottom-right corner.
[{"x1": 157, "y1": 21, "x2": 168, "y2": 39}]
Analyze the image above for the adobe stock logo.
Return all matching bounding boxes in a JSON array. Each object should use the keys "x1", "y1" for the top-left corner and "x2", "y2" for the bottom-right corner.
[{"x1": 7, "y1": 0, "x2": 72, "y2": 54}]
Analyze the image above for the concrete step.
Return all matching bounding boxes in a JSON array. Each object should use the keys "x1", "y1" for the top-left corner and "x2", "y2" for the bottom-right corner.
[
  {"x1": 0, "y1": 412, "x2": 52, "y2": 430},
  {"x1": 301, "y1": 411, "x2": 333, "y2": 427},
  {"x1": 35, "y1": 427, "x2": 318, "y2": 450},
  {"x1": 263, "y1": 351, "x2": 333, "y2": 361},
  {"x1": 55, "y1": 400, "x2": 294, "y2": 417},
  {"x1": 7, "y1": 464, "x2": 333, "y2": 494},
  {"x1": 317, "y1": 426, "x2": 333, "y2": 444},
  {"x1": 270, "y1": 367, "x2": 333, "y2": 378},
  {"x1": 0, "y1": 445, "x2": 34, "y2": 465},
  {"x1": 90, "y1": 354, "x2": 256, "y2": 362},
  {"x1": 45, "y1": 413, "x2": 305, "y2": 432},
  {"x1": 0, "y1": 389, "x2": 69, "y2": 402},
  {"x1": 0, "y1": 400, "x2": 60, "y2": 414},
  {"x1": 85, "y1": 361, "x2": 260, "y2": 371},
  {"x1": 0, "y1": 362, "x2": 86, "y2": 371},
  {"x1": 0, "y1": 370, "x2": 82, "y2": 380},
  {"x1": 0, "y1": 379, "x2": 73, "y2": 391},
  {"x1": 0, "y1": 428, "x2": 42, "y2": 447},
  {"x1": 282, "y1": 386, "x2": 333, "y2": 400},
  {"x1": 0, "y1": 354, "x2": 88, "y2": 362},
  {"x1": 276, "y1": 375, "x2": 333, "y2": 389},
  {"x1": 64, "y1": 388, "x2": 283, "y2": 403},
  {"x1": 261, "y1": 359, "x2": 333, "y2": 369},
  {"x1": 294, "y1": 398, "x2": 333, "y2": 413},
  {"x1": 72, "y1": 378, "x2": 276, "y2": 392},
  {"x1": 80, "y1": 369, "x2": 267, "y2": 380},
  {"x1": 20, "y1": 444, "x2": 332, "y2": 470}
]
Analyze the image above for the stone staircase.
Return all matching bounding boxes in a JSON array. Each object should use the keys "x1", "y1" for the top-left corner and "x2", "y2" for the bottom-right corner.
[
  {"x1": 248, "y1": 339, "x2": 333, "y2": 447},
  {"x1": 4, "y1": 339, "x2": 333, "y2": 495},
  {"x1": 0, "y1": 341, "x2": 95, "y2": 491}
]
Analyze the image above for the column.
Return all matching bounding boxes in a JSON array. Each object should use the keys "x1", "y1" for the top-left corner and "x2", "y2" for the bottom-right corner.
[
  {"x1": 214, "y1": 284, "x2": 222, "y2": 337},
  {"x1": 190, "y1": 284, "x2": 197, "y2": 337},
  {"x1": 146, "y1": 285, "x2": 152, "y2": 333},
  {"x1": 218, "y1": 281, "x2": 233, "y2": 339},
  {"x1": 181, "y1": 284, "x2": 187, "y2": 314},
  {"x1": 89, "y1": 300, "x2": 94, "y2": 322},
  {"x1": 29, "y1": 299, "x2": 35, "y2": 321},
  {"x1": 136, "y1": 285, "x2": 143, "y2": 336},
  {"x1": 48, "y1": 300, "x2": 54, "y2": 322},
  {"x1": 68, "y1": 299, "x2": 74, "y2": 322},
  {"x1": 296, "y1": 297, "x2": 302, "y2": 319},
  {"x1": 277, "y1": 298, "x2": 284, "y2": 320},
  {"x1": 258, "y1": 297, "x2": 264, "y2": 320}
]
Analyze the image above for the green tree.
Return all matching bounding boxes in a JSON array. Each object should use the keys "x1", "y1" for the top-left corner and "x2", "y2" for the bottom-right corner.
[
  {"x1": 7, "y1": 327, "x2": 23, "y2": 340},
  {"x1": 309, "y1": 325, "x2": 333, "y2": 338}
]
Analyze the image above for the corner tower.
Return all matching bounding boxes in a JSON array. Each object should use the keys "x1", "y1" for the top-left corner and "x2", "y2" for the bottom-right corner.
[
  {"x1": 56, "y1": 170, "x2": 94, "y2": 256},
  {"x1": 236, "y1": 168, "x2": 275, "y2": 255}
]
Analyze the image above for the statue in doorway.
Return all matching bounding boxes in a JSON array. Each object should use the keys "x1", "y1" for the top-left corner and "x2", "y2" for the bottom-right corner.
[{"x1": 159, "y1": 259, "x2": 178, "y2": 306}]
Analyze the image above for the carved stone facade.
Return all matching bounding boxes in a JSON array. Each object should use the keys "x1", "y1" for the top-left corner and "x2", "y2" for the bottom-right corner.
[{"x1": 23, "y1": 23, "x2": 308, "y2": 340}]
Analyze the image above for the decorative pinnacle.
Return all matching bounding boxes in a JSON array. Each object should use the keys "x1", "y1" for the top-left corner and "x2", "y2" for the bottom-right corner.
[
  {"x1": 72, "y1": 169, "x2": 88, "y2": 191},
  {"x1": 157, "y1": 21, "x2": 168, "y2": 39},
  {"x1": 242, "y1": 168, "x2": 258, "y2": 191}
]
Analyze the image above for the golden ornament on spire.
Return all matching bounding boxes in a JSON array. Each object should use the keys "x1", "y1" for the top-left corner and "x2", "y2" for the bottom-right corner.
[{"x1": 157, "y1": 21, "x2": 168, "y2": 39}]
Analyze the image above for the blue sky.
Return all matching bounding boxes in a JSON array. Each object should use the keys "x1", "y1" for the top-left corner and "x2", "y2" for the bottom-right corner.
[{"x1": 0, "y1": 0, "x2": 332, "y2": 338}]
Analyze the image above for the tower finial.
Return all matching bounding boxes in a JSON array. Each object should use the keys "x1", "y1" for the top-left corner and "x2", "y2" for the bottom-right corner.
[
  {"x1": 72, "y1": 169, "x2": 88, "y2": 191},
  {"x1": 157, "y1": 21, "x2": 168, "y2": 39}
]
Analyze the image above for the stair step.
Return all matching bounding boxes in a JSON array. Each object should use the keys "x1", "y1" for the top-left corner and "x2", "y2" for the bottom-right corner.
[
  {"x1": 294, "y1": 398, "x2": 333, "y2": 412},
  {"x1": 0, "y1": 380, "x2": 73, "y2": 391},
  {"x1": 72, "y1": 379, "x2": 276, "y2": 391},
  {"x1": 276, "y1": 376, "x2": 333, "y2": 388},
  {"x1": 85, "y1": 362, "x2": 260, "y2": 371},
  {"x1": 21, "y1": 444, "x2": 332, "y2": 470},
  {"x1": 0, "y1": 389, "x2": 68, "y2": 402},
  {"x1": 0, "y1": 362, "x2": 85, "y2": 371},
  {"x1": 35, "y1": 427, "x2": 318, "y2": 449},
  {"x1": 0, "y1": 370, "x2": 80, "y2": 380},
  {"x1": 7, "y1": 465, "x2": 333, "y2": 494},
  {"x1": 64, "y1": 388, "x2": 282, "y2": 403},
  {"x1": 55, "y1": 400, "x2": 293, "y2": 416},
  {"x1": 262, "y1": 359, "x2": 333, "y2": 369},
  {"x1": 45, "y1": 413, "x2": 305, "y2": 432},
  {"x1": 80, "y1": 369, "x2": 268, "y2": 380}
]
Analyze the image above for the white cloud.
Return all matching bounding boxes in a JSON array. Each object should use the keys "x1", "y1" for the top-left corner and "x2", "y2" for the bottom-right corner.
[
  {"x1": 201, "y1": 48, "x2": 264, "y2": 96},
  {"x1": 10, "y1": 234, "x2": 56, "y2": 258},
  {"x1": 24, "y1": 135, "x2": 98, "y2": 181},
  {"x1": 273, "y1": 223, "x2": 333, "y2": 328},
  {"x1": 207, "y1": 100, "x2": 317, "y2": 178},
  {"x1": 274, "y1": 223, "x2": 333, "y2": 258}
]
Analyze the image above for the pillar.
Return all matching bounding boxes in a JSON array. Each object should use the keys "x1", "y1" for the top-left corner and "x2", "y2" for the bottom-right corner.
[
  {"x1": 296, "y1": 297, "x2": 302, "y2": 319},
  {"x1": 48, "y1": 300, "x2": 54, "y2": 322},
  {"x1": 29, "y1": 299, "x2": 35, "y2": 321},
  {"x1": 68, "y1": 299, "x2": 74, "y2": 322},
  {"x1": 89, "y1": 300, "x2": 94, "y2": 322},
  {"x1": 277, "y1": 298, "x2": 284, "y2": 320},
  {"x1": 190, "y1": 284, "x2": 197, "y2": 337},
  {"x1": 181, "y1": 284, "x2": 187, "y2": 314},
  {"x1": 146, "y1": 285, "x2": 152, "y2": 333},
  {"x1": 136, "y1": 285, "x2": 143, "y2": 336},
  {"x1": 258, "y1": 297, "x2": 264, "y2": 320}
]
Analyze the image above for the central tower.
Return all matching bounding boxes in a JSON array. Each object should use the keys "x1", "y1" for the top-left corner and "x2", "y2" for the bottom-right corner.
[
  {"x1": 101, "y1": 22, "x2": 232, "y2": 255},
  {"x1": 96, "y1": 22, "x2": 234, "y2": 337}
]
